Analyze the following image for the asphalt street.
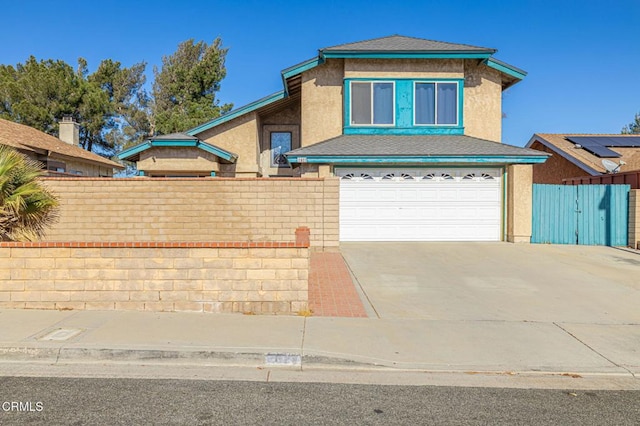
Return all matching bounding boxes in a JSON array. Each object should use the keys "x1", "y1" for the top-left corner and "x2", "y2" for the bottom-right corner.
[{"x1": 1, "y1": 377, "x2": 639, "y2": 425}]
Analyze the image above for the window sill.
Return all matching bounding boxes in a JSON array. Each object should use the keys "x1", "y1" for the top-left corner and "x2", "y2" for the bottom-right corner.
[{"x1": 343, "y1": 127, "x2": 464, "y2": 136}]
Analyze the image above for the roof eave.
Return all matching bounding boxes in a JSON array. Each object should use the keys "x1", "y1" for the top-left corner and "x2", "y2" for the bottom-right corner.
[
  {"x1": 49, "y1": 151, "x2": 124, "y2": 169},
  {"x1": 117, "y1": 139, "x2": 237, "y2": 163},
  {"x1": 526, "y1": 135, "x2": 602, "y2": 176},
  {"x1": 484, "y1": 58, "x2": 527, "y2": 79},
  {"x1": 186, "y1": 91, "x2": 286, "y2": 136},
  {"x1": 321, "y1": 51, "x2": 493, "y2": 59},
  {"x1": 286, "y1": 154, "x2": 548, "y2": 164},
  {"x1": 281, "y1": 56, "x2": 325, "y2": 79}
]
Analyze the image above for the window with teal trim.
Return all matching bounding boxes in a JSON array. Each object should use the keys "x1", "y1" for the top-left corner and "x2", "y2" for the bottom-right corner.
[
  {"x1": 414, "y1": 82, "x2": 458, "y2": 126},
  {"x1": 350, "y1": 81, "x2": 394, "y2": 125},
  {"x1": 344, "y1": 78, "x2": 463, "y2": 135}
]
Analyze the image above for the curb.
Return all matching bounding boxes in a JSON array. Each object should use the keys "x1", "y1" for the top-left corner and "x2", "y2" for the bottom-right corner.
[{"x1": 0, "y1": 346, "x2": 636, "y2": 380}]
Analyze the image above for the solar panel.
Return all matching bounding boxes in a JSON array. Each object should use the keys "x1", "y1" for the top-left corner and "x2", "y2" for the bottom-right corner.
[
  {"x1": 596, "y1": 136, "x2": 640, "y2": 147},
  {"x1": 565, "y1": 136, "x2": 640, "y2": 158},
  {"x1": 582, "y1": 145, "x2": 621, "y2": 158}
]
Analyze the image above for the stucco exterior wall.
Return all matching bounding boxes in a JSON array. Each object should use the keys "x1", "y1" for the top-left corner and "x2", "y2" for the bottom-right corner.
[
  {"x1": 630, "y1": 189, "x2": 640, "y2": 249},
  {"x1": 50, "y1": 155, "x2": 115, "y2": 177},
  {"x1": 463, "y1": 60, "x2": 502, "y2": 142},
  {"x1": 506, "y1": 165, "x2": 533, "y2": 243},
  {"x1": 344, "y1": 58, "x2": 464, "y2": 78},
  {"x1": 137, "y1": 147, "x2": 219, "y2": 176},
  {"x1": 300, "y1": 59, "x2": 344, "y2": 147},
  {"x1": 261, "y1": 98, "x2": 301, "y2": 125},
  {"x1": 198, "y1": 112, "x2": 259, "y2": 176},
  {"x1": 259, "y1": 124, "x2": 300, "y2": 177},
  {"x1": 529, "y1": 142, "x2": 588, "y2": 184},
  {"x1": 41, "y1": 177, "x2": 339, "y2": 249},
  {"x1": 0, "y1": 245, "x2": 308, "y2": 315}
]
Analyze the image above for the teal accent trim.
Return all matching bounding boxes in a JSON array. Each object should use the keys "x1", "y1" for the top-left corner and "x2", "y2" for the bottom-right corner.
[
  {"x1": 117, "y1": 141, "x2": 152, "y2": 160},
  {"x1": 396, "y1": 80, "x2": 412, "y2": 128},
  {"x1": 347, "y1": 77, "x2": 464, "y2": 82},
  {"x1": 344, "y1": 78, "x2": 464, "y2": 134},
  {"x1": 484, "y1": 58, "x2": 527, "y2": 80},
  {"x1": 322, "y1": 52, "x2": 492, "y2": 59},
  {"x1": 138, "y1": 170, "x2": 145, "y2": 176},
  {"x1": 287, "y1": 155, "x2": 549, "y2": 164},
  {"x1": 118, "y1": 140, "x2": 237, "y2": 163},
  {"x1": 195, "y1": 142, "x2": 237, "y2": 161},
  {"x1": 186, "y1": 91, "x2": 286, "y2": 135},
  {"x1": 281, "y1": 57, "x2": 325, "y2": 95},
  {"x1": 344, "y1": 127, "x2": 464, "y2": 135},
  {"x1": 210, "y1": 171, "x2": 216, "y2": 177},
  {"x1": 281, "y1": 57, "x2": 324, "y2": 80},
  {"x1": 458, "y1": 80, "x2": 464, "y2": 126},
  {"x1": 343, "y1": 80, "x2": 351, "y2": 130},
  {"x1": 151, "y1": 140, "x2": 197, "y2": 147}
]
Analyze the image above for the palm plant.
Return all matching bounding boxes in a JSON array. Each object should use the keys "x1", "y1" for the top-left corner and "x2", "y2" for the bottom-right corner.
[{"x1": 0, "y1": 146, "x2": 59, "y2": 241}]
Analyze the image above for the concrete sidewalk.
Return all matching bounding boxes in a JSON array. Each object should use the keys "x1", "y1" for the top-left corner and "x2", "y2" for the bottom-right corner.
[{"x1": 1, "y1": 309, "x2": 638, "y2": 383}]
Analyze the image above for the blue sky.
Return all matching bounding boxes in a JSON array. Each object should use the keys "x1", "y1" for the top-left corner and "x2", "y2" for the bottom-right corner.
[{"x1": 3, "y1": 0, "x2": 639, "y2": 146}]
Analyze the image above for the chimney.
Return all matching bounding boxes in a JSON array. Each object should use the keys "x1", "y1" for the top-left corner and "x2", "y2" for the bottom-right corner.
[{"x1": 59, "y1": 116, "x2": 79, "y2": 146}]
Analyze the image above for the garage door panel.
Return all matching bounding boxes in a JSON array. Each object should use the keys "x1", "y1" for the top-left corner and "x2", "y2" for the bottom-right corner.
[{"x1": 338, "y1": 168, "x2": 502, "y2": 242}]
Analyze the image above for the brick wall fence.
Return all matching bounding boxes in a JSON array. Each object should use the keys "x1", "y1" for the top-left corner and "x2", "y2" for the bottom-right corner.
[
  {"x1": 42, "y1": 177, "x2": 339, "y2": 249},
  {"x1": 0, "y1": 230, "x2": 310, "y2": 315},
  {"x1": 1, "y1": 177, "x2": 334, "y2": 315},
  {"x1": 630, "y1": 189, "x2": 640, "y2": 249}
]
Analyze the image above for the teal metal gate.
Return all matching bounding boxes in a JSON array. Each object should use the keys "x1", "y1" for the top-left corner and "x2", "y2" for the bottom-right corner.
[{"x1": 532, "y1": 184, "x2": 630, "y2": 246}]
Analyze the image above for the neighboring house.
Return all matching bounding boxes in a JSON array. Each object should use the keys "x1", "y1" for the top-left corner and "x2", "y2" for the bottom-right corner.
[
  {"x1": 0, "y1": 117, "x2": 123, "y2": 176},
  {"x1": 526, "y1": 133, "x2": 640, "y2": 184},
  {"x1": 119, "y1": 35, "x2": 549, "y2": 242}
]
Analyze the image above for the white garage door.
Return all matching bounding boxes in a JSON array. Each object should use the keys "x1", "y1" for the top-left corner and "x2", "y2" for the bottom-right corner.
[{"x1": 337, "y1": 168, "x2": 502, "y2": 241}]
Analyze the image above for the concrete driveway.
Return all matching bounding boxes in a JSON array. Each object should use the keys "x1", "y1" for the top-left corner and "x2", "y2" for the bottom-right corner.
[
  {"x1": 337, "y1": 243, "x2": 640, "y2": 375},
  {"x1": 341, "y1": 242, "x2": 640, "y2": 323}
]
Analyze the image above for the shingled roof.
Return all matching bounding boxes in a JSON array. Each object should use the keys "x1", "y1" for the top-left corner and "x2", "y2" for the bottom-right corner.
[
  {"x1": 527, "y1": 133, "x2": 640, "y2": 175},
  {"x1": 0, "y1": 118, "x2": 123, "y2": 169},
  {"x1": 321, "y1": 35, "x2": 495, "y2": 53},
  {"x1": 287, "y1": 135, "x2": 546, "y2": 158}
]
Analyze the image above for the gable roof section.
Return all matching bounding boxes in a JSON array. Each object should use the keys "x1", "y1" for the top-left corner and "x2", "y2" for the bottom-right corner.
[
  {"x1": 526, "y1": 133, "x2": 640, "y2": 175},
  {"x1": 0, "y1": 118, "x2": 123, "y2": 169},
  {"x1": 484, "y1": 58, "x2": 527, "y2": 80},
  {"x1": 118, "y1": 133, "x2": 237, "y2": 163},
  {"x1": 286, "y1": 135, "x2": 548, "y2": 164},
  {"x1": 322, "y1": 35, "x2": 495, "y2": 54},
  {"x1": 188, "y1": 35, "x2": 525, "y2": 136},
  {"x1": 186, "y1": 91, "x2": 285, "y2": 136}
]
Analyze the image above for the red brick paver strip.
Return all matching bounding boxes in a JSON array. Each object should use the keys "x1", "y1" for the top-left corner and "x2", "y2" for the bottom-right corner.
[{"x1": 308, "y1": 252, "x2": 368, "y2": 317}]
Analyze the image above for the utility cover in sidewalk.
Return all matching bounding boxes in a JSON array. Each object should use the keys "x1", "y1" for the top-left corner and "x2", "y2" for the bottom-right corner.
[
  {"x1": 39, "y1": 328, "x2": 83, "y2": 341},
  {"x1": 265, "y1": 353, "x2": 301, "y2": 366}
]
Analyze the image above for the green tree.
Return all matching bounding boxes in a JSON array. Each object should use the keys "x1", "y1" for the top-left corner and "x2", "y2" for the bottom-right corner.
[
  {"x1": 0, "y1": 56, "x2": 149, "y2": 155},
  {"x1": 88, "y1": 59, "x2": 151, "y2": 151},
  {"x1": 152, "y1": 38, "x2": 232, "y2": 135},
  {"x1": 0, "y1": 38, "x2": 233, "y2": 155},
  {"x1": 0, "y1": 146, "x2": 59, "y2": 241},
  {"x1": 622, "y1": 113, "x2": 640, "y2": 134},
  {"x1": 0, "y1": 57, "x2": 83, "y2": 135}
]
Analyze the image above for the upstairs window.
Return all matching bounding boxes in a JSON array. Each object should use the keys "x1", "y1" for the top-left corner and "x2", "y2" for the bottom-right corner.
[
  {"x1": 414, "y1": 82, "x2": 458, "y2": 126},
  {"x1": 351, "y1": 81, "x2": 394, "y2": 126}
]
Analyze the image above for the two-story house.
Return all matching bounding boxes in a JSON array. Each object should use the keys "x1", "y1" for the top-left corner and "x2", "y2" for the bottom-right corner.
[{"x1": 119, "y1": 35, "x2": 548, "y2": 243}]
